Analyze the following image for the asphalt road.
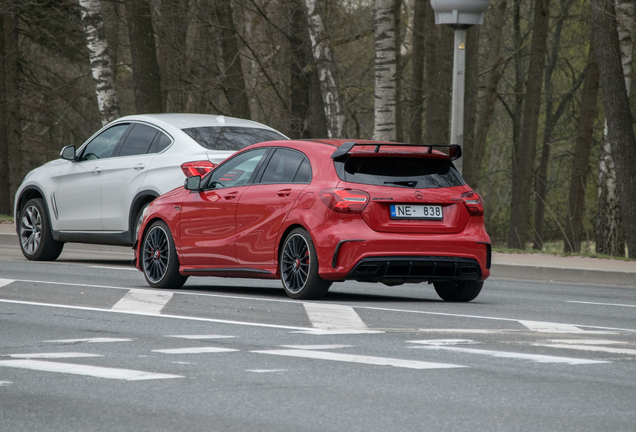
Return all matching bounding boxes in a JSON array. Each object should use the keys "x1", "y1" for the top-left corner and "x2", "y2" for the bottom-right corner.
[{"x1": 1, "y1": 238, "x2": 635, "y2": 432}]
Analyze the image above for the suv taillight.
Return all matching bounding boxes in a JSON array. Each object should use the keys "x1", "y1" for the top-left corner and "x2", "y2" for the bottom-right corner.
[
  {"x1": 181, "y1": 161, "x2": 216, "y2": 177},
  {"x1": 462, "y1": 191, "x2": 484, "y2": 216},
  {"x1": 320, "y1": 188, "x2": 370, "y2": 214}
]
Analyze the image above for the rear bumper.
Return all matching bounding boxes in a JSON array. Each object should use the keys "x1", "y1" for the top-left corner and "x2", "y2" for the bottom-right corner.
[{"x1": 312, "y1": 216, "x2": 490, "y2": 282}]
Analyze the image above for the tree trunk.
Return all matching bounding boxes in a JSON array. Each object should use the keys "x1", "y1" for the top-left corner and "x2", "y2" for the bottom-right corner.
[
  {"x1": 215, "y1": 0, "x2": 251, "y2": 119},
  {"x1": 533, "y1": 0, "x2": 572, "y2": 250},
  {"x1": 373, "y1": 0, "x2": 397, "y2": 141},
  {"x1": 0, "y1": 10, "x2": 9, "y2": 215},
  {"x1": 408, "y1": 0, "x2": 426, "y2": 143},
  {"x1": 156, "y1": 0, "x2": 189, "y2": 113},
  {"x1": 303, "y1": 0, "x2": 347, "y2": 138},
  {"x1": 3, "y1": 7, "x2": 21, "y2": 212},
  {"x1": 592, "y1": 0, "x2": 636, "y2": 259},
  {"x1": 564, "y1": 39, "x2": 599, "y2": 253},
  {"x1": 595, "y1": 0, "x2": 634, "y2": 256},
  {"x1": 464, "y1": 0, "x2": 507, "y2": 192},
  {"x1": 79, "y1": 0, "x2": 121, "y2": 126},
  {"x1": 507, "y1": 0, "x2": 550, "y2": 250},
  {"x1": 423, "y1": 3, "x2": 452, "y2": 146},
  {"x1": 125, "y1": 0, "x2": 163, "y2": 114}
]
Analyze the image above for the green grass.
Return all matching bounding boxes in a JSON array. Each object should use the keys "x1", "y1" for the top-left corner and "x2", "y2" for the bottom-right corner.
[
  {"x1": 493, "y1": 240, "x2": 633, "y2": 261},
  {"x1": 0, "y1": 214, "x2": 13, "y2": 224}
]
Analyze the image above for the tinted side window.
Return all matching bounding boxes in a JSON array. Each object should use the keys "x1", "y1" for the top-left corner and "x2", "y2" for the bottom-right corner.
[
  {"x1": 206, "y1": 148, "x2": 268, "y2": 189},
  {"x1": 336, "y1": 157, "x2": 465, "y2": 189},
  {"x1": 182, "y1": 126, "x2": 287, "y2": 150},
  {"x1": 79, "y1": 124, "x2": 128, "y2": 161},
  {"x1": 294, "y1": 158, "x2": 311, "y2": 183},
  {"x1": 118, "y1": 124, "x2": 158, "y2": 157},
  {"x1": 149, "y1": 132, "x2": 172, "y2": 153},
  {"x1": 259, "y1": 149, "x2": 307, "y2": 184}
]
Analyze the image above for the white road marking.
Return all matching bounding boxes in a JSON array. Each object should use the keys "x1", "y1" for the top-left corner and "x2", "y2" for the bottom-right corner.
[
  {"x1": 0, "y1": 360, "x2": 183, "y2": 380},
  {"x1": 152, "y1": 347, "x2": 238, "y2": 354},
  {"x1": 4, "y1": 353, "x2": 102, "y2": 359},
  {"x1": 281, "y1": 345, "x2": 353, "y2": 350},
  {"x1": 253, "y1": 349, "x2": 465, "y2": 370},
  {"x1": 409, "y1": 345, "x2": 609, "y2": 365},
  {"x1": 89, "y1": 266, "x2": 137, "y2": 271},
  {"x1": 533, "y1": 343, "x2": 636, "y2": 356},
  {"x1": 518, "y1": 320, "x2": 585, "y2": 333},
  {"x1": 0, "y1": 381, "x2": 12, "y2": 386},
  {"x1": 246, "y1": 369, "x2": 287, "y2": 373},
  {"x1": 408, "y1": 339, "x2": 477, "y2": 346},
  {"x1": 166, "y1": 335, "x2": 236, "y2": 340},
  {"x1": 45, "y1": 338, "x2": 134, "y2": 343},
  {"x1": 546, "y1": 339, "x2": 626, "y2": 345},
  {"x1": 303, "y1": 303, "x2": 382, "y2": 334},
  {"x1": 418, "y1": 329, "x2": 515, "y2": 334},
  {"x1": 0, "y1": 279, "x2": 15, "y2": 288},
  {"x1": 567, "y1": 301, "x2": 636, "y2": 308},
  {"x1": 111, "y1": 289, "x2": 173, "y2": 314}
]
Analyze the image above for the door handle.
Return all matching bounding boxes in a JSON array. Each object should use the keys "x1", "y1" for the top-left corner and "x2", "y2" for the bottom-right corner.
[
  {"x1": 92, "y1": 167, "x2": 102, "y2": 174},
  {"x1": 224, "y1": 192, "x2": 238, "y2": 200},
  {"x1": 134, "y1": 163, "x2": 145, "y2": 170},
  {"x1": 277, "y1": 189, "x2": 292, "y2": 197}
]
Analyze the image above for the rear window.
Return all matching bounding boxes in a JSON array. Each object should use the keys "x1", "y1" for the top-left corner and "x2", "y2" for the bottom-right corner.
[
  {"x1": 336, "y1": 156, "x2": 465, "y2": 189},
  {"x1": 182, "y1": 126, "x2": 287, "y2": 150}
]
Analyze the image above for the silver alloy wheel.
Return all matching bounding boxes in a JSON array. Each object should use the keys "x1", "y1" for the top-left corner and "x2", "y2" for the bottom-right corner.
[
  {"x1": 20, "y1": 205, "x2": 42, "y2": 255},
  {"x1": 143, "y1": 225, "x2": 170, "y2": 283},
  {"x1": 281, "y1": 233, "x2": 310, "y2": 293}
]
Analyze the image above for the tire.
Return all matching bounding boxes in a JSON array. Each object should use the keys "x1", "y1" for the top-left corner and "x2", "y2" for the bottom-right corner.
[
  {"x1": 141, "y1": 221, "x2": 187, "y2": 289},
  {"x1": 18, "y1": 198, "x2": 64, "y2": 261},
  {"x1": 280, "y1": 228, "x2": 332, "y2": 300},
  {"x1": 434, "y1": 280, "x2": 483, "y2": 302},
  {"x1": 133, "y1": 202, "x2": 150, "y2": 243}
]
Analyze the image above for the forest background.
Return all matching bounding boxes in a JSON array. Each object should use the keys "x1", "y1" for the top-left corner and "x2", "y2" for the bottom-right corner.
[{"x1": 0, "y1": 0, "x2": 635, "y2": 258}]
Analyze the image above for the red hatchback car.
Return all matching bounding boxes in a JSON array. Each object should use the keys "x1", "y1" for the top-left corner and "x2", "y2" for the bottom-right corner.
[{"x1": 134, "y1": 139, "x2": 490, "y2": 301}]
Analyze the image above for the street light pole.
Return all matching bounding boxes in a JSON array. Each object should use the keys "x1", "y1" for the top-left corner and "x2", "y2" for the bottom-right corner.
[
  {"x1": 450, "y1": 27, "x2": 467, "y2": 174},
  {"x1": 430, "y1": 0, "x2": 489, "y2": 176}
]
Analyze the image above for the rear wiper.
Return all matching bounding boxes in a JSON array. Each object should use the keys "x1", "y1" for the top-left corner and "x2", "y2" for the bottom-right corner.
[{"x1": 384, "y1": 181, "x2": 418, "y2": 188}]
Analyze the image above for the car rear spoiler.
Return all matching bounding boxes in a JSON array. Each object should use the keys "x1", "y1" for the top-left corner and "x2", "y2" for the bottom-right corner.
[{"x1": 331, "y1": 142, "x2": 462, "y2": 161}]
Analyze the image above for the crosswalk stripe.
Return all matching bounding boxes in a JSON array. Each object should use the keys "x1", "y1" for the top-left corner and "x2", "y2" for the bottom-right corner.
[
  {"x1": 0, "y1": 279, "x2": 15, "y2": 288},
  {"x1": 303, "y1": 303, "x2": 382, "y2": 334},
  {"x1": 519, "y1": 320, "x2": 585, "y2": 333},
  {"x1": 152, "y1": 347, "x2": 238, "y2": 354},
  {"x1": 253, "y1": 349, "x2": 465, "y2": 370},
  {"x1": 0, "y1": 360, "x2": 183, "y2": 380},
  {"x1": 111, "y1": 289, "x2": 173, "y2": 314}
]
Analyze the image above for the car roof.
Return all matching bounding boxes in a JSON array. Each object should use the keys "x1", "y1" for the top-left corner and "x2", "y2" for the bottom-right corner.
[{"x1": 113, "y1": 114, "x2": 284, "y2": 133}]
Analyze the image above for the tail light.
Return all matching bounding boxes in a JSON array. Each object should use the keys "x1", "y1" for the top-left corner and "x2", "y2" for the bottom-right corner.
[
  {"x1": 462, "y1": 191, "x2": 484, "y2": 216},
  {"x1": 181, "y1": 161, "x2": 216, "y2": 177},
  {"x1": 320, "y1": 188, "x2": 370, "y2": 214}
]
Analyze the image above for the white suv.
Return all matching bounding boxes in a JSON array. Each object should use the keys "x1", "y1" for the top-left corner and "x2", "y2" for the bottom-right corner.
[{"x1": 14, "y1": 114, "x2": 287, "y2": 261}]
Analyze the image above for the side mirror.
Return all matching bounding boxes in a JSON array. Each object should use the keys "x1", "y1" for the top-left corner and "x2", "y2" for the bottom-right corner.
[
  {"x1": 184, "y1": 175, "x2": 202, "y2": 191},
  {"x1": 60, "y1": 145, "x2": 76, "y2": 161}
]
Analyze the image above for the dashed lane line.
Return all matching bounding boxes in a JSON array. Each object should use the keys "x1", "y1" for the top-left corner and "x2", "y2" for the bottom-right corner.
[
  {"x1": 3, "y1": 353, "x2": 102, "y2": 359},
  {"x1": 252, "y1": 349, "x2": 466, "y2": 370},
  {"x1": 567, "y1": 301, "x2": 636, "y2": 308},
  {"x1": 0, "y1": 360, "x2": 183, "y2": 381},
  {"x1": 45, "y1": 338, "x2": 134, "y2": 343},
  {"x1": 152, "y1": 347, "x2": 239, "y2": 354}
]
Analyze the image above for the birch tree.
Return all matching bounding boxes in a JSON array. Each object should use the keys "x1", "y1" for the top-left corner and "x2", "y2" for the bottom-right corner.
[
  {"x1": 373, "y1": 0, "x2": 397, "y2": 141},
  {"x1": 79, "y1": 0, "x2": 120, "y2": 125},
  {"x1": 303, "y1": 0, "x2": 347, "y2": 138},
  {"x1": 592, "y1": 0, "x2": 636, "y2": 259},
  {"x1": 595, "y1": 0, "x2": 634, "y2": 256}
]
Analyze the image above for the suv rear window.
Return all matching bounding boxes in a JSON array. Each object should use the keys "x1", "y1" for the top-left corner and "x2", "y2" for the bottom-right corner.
[
  {"x1": 336, "y1": 156, "x2": 465, "y2": 189},
  {"x1": 182, "y1": 126, "x2": 287, "y2": 150}
]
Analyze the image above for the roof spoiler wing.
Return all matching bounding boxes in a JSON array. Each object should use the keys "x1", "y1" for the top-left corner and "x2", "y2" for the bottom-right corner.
[{"x1": 331, "y1": 142, "x2": 462, "y2": 161}]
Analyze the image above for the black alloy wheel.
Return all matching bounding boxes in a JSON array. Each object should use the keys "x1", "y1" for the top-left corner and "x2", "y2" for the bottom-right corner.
[
  {"x1": 142, "y1": 221, "x2": 187, "y2": 289},
  {"x1": 280, "y1": 228, "x2": 331, "y2": 300},
  {"x1": 19, "y1": 198, "x2": 64, "y2": 261}
]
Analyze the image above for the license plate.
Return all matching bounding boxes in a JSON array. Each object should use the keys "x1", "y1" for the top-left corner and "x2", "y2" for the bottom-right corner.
[{"x1": 390, "y1": 204, "x2": 443, "y2": 220}]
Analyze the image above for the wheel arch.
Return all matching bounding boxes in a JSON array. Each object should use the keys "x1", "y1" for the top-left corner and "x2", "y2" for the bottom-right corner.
[
  {"x1": 15, "y1": 186, "x2": 47, "y2": 220},
  {"x1": 128, "y1": 190, "x2": 160, "y2": 240}
]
